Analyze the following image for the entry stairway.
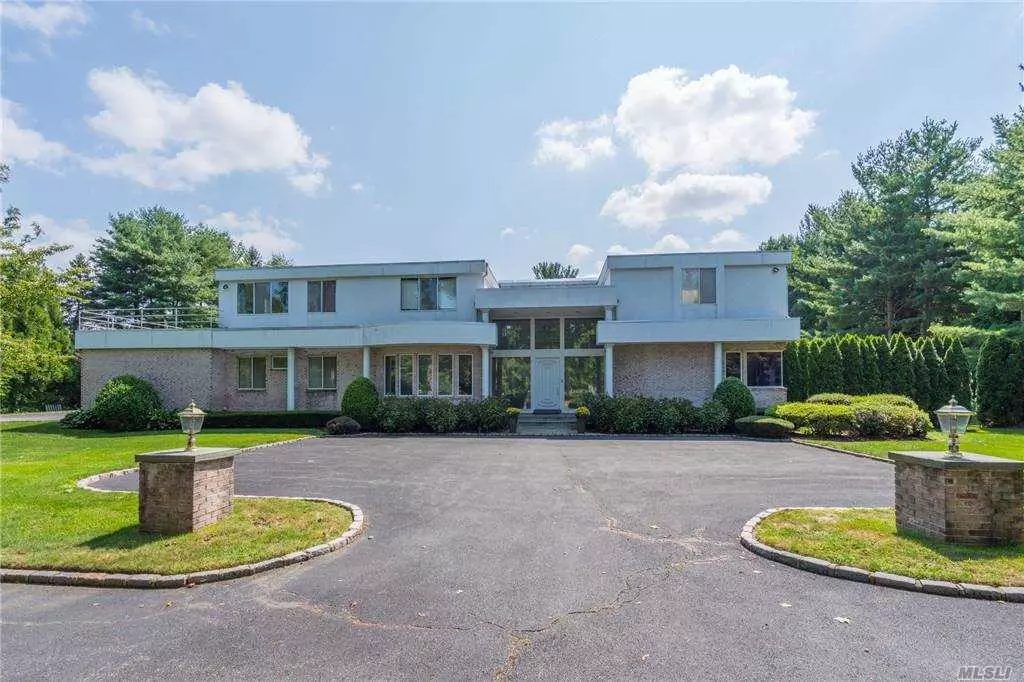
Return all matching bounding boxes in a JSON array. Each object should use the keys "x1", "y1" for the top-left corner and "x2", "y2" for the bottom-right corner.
[{"x1": 515, "y1": 412, "x2": 578, "y2": 436}]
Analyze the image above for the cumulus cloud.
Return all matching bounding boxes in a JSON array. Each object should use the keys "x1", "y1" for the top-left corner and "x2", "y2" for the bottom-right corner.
[
  {"x1": 1, "y1": 99, "x2": 70, "y2": 168},
  {"x1": 28, "y1": 214, "x2": 101, "y2": 268},
  {"x1": 607, "y1": 234, "x2": 692, "y2": 256},
  {"x1": 499, "y1": 227, "x2": 517, "y2": 238},
  {"x1": 129, "y1": 9, "x2": 170, "y2": 36},
  {"x1": 708, "y1": 228, "x2": 752, "y2": 250},
  {"x1": 600, "y1": 173, "x2": 772, "y2": 231},
  {"x1": 80, "y1": 67, "x2": 329, "y2": 195},
  {"x1": 565, "y1": 243, "x2": 594, "y2": 264},
  {"x1": 349, "y1": 181, "x2": 365, "y2": 192},
  {"x1": 1, "y1": 1, "x2": 88, "y2": 38},
  {"x1": 201, "y1": 208, "x2": 302, "y2": 255},
  {"x1": 615, "y1": 65, "x2": 817, "y2": 174},
  {"x1": 533, "y1": 115, "x2": 615, "y2": 171}
]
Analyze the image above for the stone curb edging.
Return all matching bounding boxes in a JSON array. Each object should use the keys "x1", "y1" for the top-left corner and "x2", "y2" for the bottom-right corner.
[
  {"x1": 1, "y1": 436, "x2": 364, "y2": 590},
  {"x1": 740, "y1": 507, "x2": 1024, "y2": 603},
  {"x1": 791, "y1": 439, "x2": 894, "y2": 464}
]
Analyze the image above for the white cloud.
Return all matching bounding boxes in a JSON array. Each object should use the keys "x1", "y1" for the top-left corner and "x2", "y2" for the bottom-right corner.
[
  {"x1": 28, "y1": 214, "x2": 100, "y2": 268},
  {"x1": 533, "y1": 114, "x2": 616, "y2": 171},
  {"x1": 201, "y1": 209, "x2": 302, "y2": 255},
  {"x1": 814, "y1": 149, "x2": 839, "y2": 161},
  {"x1": 80, "y1": 67, "x2": 329, "y2": 195},
  {"x1": 607, "y1": 233, "x2": 692, "y2": 256},
  {"x1": 1, "y1": 1, "x2": 88, "y2": 38},
  {"x1": 565, "y1": 243, "x2": 594, "y2": 265},
  {"x1": 708, "y1": 228, "x2": 752, "y2": 250},
  {"x1": 1, "y1": 99, "x2": 70, "y2": 168},
  {"x1": 129, "y1": 9, "x2": 169, "y2": 36},
  {"x1": 499, "y1": 227, "x2": 517, "y2": 238},
  {"x1": 349, "y1": 181, "x2": 365, "y2": 192},
  {"x1": 600, "y1": 173, "x2": 772, "y2": 230},
  {"x1": 615, "y1": 65, "x2": 817, "y2": 174}
]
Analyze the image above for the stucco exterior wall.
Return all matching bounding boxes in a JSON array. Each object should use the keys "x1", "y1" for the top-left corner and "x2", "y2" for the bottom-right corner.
[
  {"x1": 613, "y1": 343, "x2": 715, "y2": 404},
  {"x1": 80, "y1": 349, "x2": 216, "y2": 411}
]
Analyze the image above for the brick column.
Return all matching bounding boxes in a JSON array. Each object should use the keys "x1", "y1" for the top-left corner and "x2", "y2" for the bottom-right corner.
[
  {"x1": 136, "y1": 448, "x2": 237, "y2": 534},
  {"x1": 890, "y1": 451, "x2": 1024, "y2": 545}
]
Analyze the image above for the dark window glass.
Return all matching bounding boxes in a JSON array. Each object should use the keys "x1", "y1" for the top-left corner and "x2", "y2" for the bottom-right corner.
[
  {"x1": 438, "y1": 278, "x2": 457, "y2": 310},
  {"x1": 307, "y1": 281, "x2": 322, "y2": 313},
  {"x1": 497, "y1": 320, "x2": 530, "y2": 350},
  {"x1": 458, "y1": 354, "x2": 473, "y2": 396},
  {"x1": 254, "y1": 282, "x2": 270, "y2": 314},
  {"x1": 323, "y1": 356, "x2": 337, "y2": 389},
  {"x1": 492, "y1": 357, "x2": 530, "y2": 408},
  {"x1": 747, "y1": 352, "x2": 783, "y2": 387},
  {"x1": 534, "y1": 319, "x2": 560, "y2": 349},
  {"x1": 384, "y1": 356, "x2": 396, "y2": 395},
  {"x1": 250, "y1": 357, "x2": 267, "y2": 389},
  {"x1": 437, "y1": 355, "x2": 453, "y2": 395},
  {"x1": 725, "y1": 352, "x2": 742, "y2": 379},
  {"x1": 681, "y1": 269, "x2": 700, "y2": 304},
  {"x1": 237, "y1": 357, "x2": 253, "y2": 389},
  {"x1": 419, "y1": 277, "x2": 438, "y2": 310},
  {"x1": 564, "y1": 356, "x2": 604, "y2": 404},
  {"x1": 270, "y1": 282, "x2": 288, "y2": 313},
  {"x1": 238, "y1": 283, "x2": 254, "y2": 314},
  {"x1": 418, "y1": 355, "x2": 433, "y2": 395},
  {"x1": 308, "y1": 356, "x2": 323, "y2": 389},
  {"x1": 699, "y1": 267, "x2": 716, "y2": 304},
  {"x1": 400, "y1": 279, "x2": 419, "y2": 310},
  {"x1": 322, "y1": 280, "x2": 336, "y2": 313},
  {"x1": 565, "y1": 319, "x2": 599, "y2": 349},
  {"x1": 399, "y1": 354, "x2": 413, "y2": 395}
]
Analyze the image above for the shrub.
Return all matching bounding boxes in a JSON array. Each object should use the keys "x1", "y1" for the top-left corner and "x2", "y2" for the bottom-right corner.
[
  {"x1": 697, "y1": 399, "x2": 730, "y2": 434},
  {"x1": 712, "y1": 377, "x2": 756, "y2": 425},
  {"x1": 734, "y1": 416, "x2": 795, "y2": 438},
  {"x1": 650, "y1": 399, "x2": 680, "y2": 434},
  {"x1": 424, "y1": 399, "x2": 458, "y2": 433},
  {"x1": 203, "y1": 411, "x2": 339, "y2": 429},
  {"x1": 806, "y1": 393, "x2": 853, "y2": 405},
  {"x1": 772, "y1": 402, "x2": 856, "y2": 436},
  {"x1": 325, "y1": 415, "x2": 361, "y2": 435},
  {"x1": 476, "y1": 397, "x2": 509, "y2": 432},
  {"x1": 91, "y1": 375, "x2": 164, "y2": 431},
  {"x1": 59, "y1": 408, "x2": 103, "y2": 429},
  {"x1": 577, "y1": 393, "x2": 615, "y2": 433},
  {"x1": 884, "y1": 405, "x2": 931, "y2": 437},
  {"x1": 340, "y1": 377, "x2": 380, "y2": 430},
  {"x1": 852, "y1": 394, "x2": 918, "y2": 409},
  {"x1": 889, "y1": 334, "x2": 917, "y2": 399},
  {"x1": 573, "y1": 405, "x2": 589, "y2": 418},
  {"x1": 668, "y1": 398, "x2": 699, "y2": 432},
  {"x1": 943, "y1": 338, "x2": 973, "y2": 409},
  {"x1": 612, "y1": 397, "x2": 653, "y2": 434},
  {"x1": 976, "y1": 336, "x2": 1024, "y2": 426},
  {"x1": 783, "y1": 342, "x2": 805, "y2": 402},
  {"x1": 455, "y1": 400, "x2": 482, "y2": 432},
  {"x1": 375, "y1": 397, "x2": 421, "y2": 433},
  {"x1": 816, "y1": 337, "x2": 845, "y2": 393},
  {"x1": 851, "y1": 404, "x2": 890, "y2": 438}
]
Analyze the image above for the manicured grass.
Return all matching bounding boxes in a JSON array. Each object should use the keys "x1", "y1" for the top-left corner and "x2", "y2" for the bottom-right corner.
[
  {"x1": 0, "y1": 422, "x2": 353, "y2": 574},
  {"x1": 756, "y1": 508, "x2": 1024, "y2": 587},
  {"x1": 803, "y1": 428, "x2": 1024, "y2": 462}
]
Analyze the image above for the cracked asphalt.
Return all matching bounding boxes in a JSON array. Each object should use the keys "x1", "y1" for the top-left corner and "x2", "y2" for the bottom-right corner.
[{"x1": 2, "y1": 437, "x2": 1021, "y2": 680}]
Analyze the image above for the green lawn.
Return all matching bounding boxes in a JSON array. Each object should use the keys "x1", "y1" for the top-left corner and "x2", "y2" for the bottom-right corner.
[
  {"x1": 0, "y1": 421, "x2": 353, "y2": 574},
  {"x1": 803, "y1": 428, "x2": 1024, "y2": 462},
  {"x1": 756, "y1": 508, "x2": 1024, "y2": 587}
]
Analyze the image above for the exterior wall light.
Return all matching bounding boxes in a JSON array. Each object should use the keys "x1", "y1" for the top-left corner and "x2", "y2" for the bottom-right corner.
[
  {"x1": 178, "y1": 401, "x2": 206, "y2": 451},
  {"x1": 934, "y1": 397, "x2": 973, "y2": 456}
]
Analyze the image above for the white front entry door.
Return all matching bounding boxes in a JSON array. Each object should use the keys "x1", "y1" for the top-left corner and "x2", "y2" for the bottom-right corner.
[{"x1": 531, "y1": 357, "x2": 563, "y2": 412}]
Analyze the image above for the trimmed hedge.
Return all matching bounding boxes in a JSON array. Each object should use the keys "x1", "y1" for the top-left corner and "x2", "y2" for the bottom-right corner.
[
  {"x1": 697, "y1": 400, "x2": 730, "y2": 434},
  {"x1": 806, "y1": 393, "x2": 852, "y2": 405},
  {"x1": 712, "y1": 378, "x2": 756, "y2": 424},
  {"x1": 203, "y1": 410, "x2": 340, "y2": 429},
  {"x1": 575, "y1": 394, "x2": 703, "y2": 434},
  {"x1": 769, "y1": 395, "x2": 930, "y2": 438},
  {"x1": 340, "y1": 377, "x2": 380, "y2": 430},
  {"x1": 734, "y1": 416, "x2": 795, "y2": 438},
  {"x1": 374, "y1": 397, "x2": 510, "y2": 433}
]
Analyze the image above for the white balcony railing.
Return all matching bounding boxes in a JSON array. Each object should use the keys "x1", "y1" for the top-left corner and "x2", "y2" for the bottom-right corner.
[{"x1": 78, "y1": 307, "x2": 220, "y2": 331}]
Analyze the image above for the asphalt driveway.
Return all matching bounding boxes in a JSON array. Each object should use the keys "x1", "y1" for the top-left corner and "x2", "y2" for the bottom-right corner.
[{"x1": 2, "y1": 437, "x2": 1020, "y2": 680}]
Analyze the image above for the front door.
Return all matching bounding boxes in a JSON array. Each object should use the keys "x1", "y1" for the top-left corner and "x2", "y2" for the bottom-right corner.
[{"x1": 531, "y1": 357, "x2": 563, "y2": 412}]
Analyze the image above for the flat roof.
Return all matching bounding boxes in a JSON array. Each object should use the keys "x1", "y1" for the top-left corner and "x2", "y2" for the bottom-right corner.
[{"x1": 216, "y1": 259, "x2": 490, "y2": 282}]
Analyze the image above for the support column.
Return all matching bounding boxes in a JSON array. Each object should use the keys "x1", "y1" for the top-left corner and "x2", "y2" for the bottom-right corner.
[
  {"x1": 604, "y1": 343, "x2": 614, "y2": 397},
  {"x1": 713, "y1": 342, "x2": 723, "y2": 387},
  {"x1": 481, "y1": 308, "x2": 490, "y2": 323},
  {"x1": 604, "y1": 305, "x2": 614, "y2": 321},
  {"x1": 362, "y1": 346, "x2": 371, "y2": 378},
  {"x1": 481, "y1": 346, "x2": 491, "y2": 398},
  {"x1": 286, "y1": 348, "x2": 296, "y2": 411}
]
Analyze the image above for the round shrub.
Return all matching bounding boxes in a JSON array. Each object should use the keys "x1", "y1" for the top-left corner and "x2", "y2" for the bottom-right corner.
[
  {"x1": 851, "y1": 404, "x2": 889, "y2": 438},
  {"x1": 697, "y1": 399, "x2": 730, "y2": 434},
  {"x1": 771, "y1": 402, "x2": 856, "y2": 436},
  {"x1": 734, "y1": 416, "x2": 795, "y2": 438},
  {"x1": 806, "y1": 393, "x2": 853, "y2": 405},
  {"x1": 650, "y1": 399, "x2": 680, "y2": 434},
  {"x1": 425, "y1": 399, "x2": 458, "y2": 433},
  {"x1": 326, "y1": 415, "x2": 361, "y2": 435},
  {"x1": 91, "y1": 375, "x2": 163, "y2": 431},
  {"x1": 852, "y1": 394, "x2": 918, "y2": 409},
  {"x1": 712, "y1": 378, "x2": 756, "y2": 424},
  {"x1": 341, "y1": 377, "x2": 380, "y2": 430}
]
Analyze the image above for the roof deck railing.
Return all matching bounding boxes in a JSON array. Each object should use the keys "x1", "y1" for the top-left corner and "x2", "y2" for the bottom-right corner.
[{"x1": 78, "y1": 307, "x2": 220, "y2": 331}]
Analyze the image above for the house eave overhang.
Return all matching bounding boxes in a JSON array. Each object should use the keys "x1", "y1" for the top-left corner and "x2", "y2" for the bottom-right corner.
[{"x1": 597, "y1": 317, "x2": 800, "y2": 344}]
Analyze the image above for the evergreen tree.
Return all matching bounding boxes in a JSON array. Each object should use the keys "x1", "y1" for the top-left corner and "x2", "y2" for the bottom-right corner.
[
  {"x1": 532, "y1": 262, "x2": 579, "y2": 279},
  {"x1": 888, "y1": 334, "x2": 917, "y2": 398},
  {"x1": 912, "y1": 344, "x2": 932, "y2": 410},
  {"x1": 840, "y1": 335, "x2": 864, "y2": 394},
  {"x1": 783, "y1": 342, "x2": 805, "y2": 401},
  {"x1": 816, "y1": 336, "x2": 845, "y2": 393},
  {"x1": 862, "y1": 336, "x2": 883, "y2": 393},
  {"x1": 920, "y1": 337, "x2": 947, "y2": 412},
  {"x1": 976, "y1": 336, "x2": 1024, "y2": 426},
  {"x1": 800, "y1": 338, "x2": 819, "y2": 396},
  {"x1": 942, "y1": 338, "x2": 973, "y2": 408},
  {"x1": 875, "y1": 336, "x2": 895, "y2": 392}
]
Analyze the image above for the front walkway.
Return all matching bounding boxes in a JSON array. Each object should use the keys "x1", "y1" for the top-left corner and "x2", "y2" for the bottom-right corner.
[
  {"x1": 0, "y1": 410, "x2": 68, "y2": 423},
  {"x1": 2, "y1": 438, "x2": 1019, "y2": 679}
]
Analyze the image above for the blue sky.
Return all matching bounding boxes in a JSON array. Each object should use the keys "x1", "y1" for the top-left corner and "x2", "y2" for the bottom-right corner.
[{"x1": 2, "y1": 1, "x2": 1021, "y2": 279}]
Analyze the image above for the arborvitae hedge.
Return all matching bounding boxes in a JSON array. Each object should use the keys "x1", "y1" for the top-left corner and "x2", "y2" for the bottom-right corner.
[
  {"x1": 976, "y1": 336, "x2": 1024, "y2": 426},
  {"x1": 919, "y1": 338, "x2": 946, "y2": 413},
  {"x1": 861, "y1": 338, "x2": 882, "y2": 394},
  {"x1": 889, "y1": 334, "x2": 917, "y2": 398},
  {"x1": 840, "y1": 335, "x2": 864, "y2": 395},
  {"x1": 943, "y1": 338, "x2": 972, "y2": 408},
  {"x1": 817, "y1": 337, "x2": 845, "y2": 393},
  {"x1": 783, "y1": 343, "x2": 805, "y2": 402},
  {"x1": 911, "y1": 345, "x2": 931, "y2": 412}
]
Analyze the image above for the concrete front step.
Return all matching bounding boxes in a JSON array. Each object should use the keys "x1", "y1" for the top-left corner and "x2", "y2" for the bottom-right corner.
[{"x1": 516, "y1": 413, "x2": 579, "y2": 436}]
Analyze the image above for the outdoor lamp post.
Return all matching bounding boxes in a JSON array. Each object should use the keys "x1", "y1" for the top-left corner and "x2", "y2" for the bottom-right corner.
[
  {"x1": 178, "y1": 401, "x2": 206, "y2": 452},
  {"x1": 934, "y1": 397, "x2": 973, "y2": 456}
]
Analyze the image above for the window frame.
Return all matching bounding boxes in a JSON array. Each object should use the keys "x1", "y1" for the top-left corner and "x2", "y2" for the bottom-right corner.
[
  {"x1": 307, "y1": 280, "x2": 337, "y2": 313},
  {"x1": 724, "y1": 349, "x2": 784, "y2": 388},
  {"x1": 237, "y1": 281, "x2": 289, "y2": 315},
  {"x1": 399, "y1": 276, "x2": 457, "y2": 311},
  {"x1": 237, "y1": 356, "x2": 267, "y2": 391},
  {"x1": 437, "y1": 354, "x2": 454, "y2": 397},
  {"x1": 680, "y1": 267, "x2": 717, "y2": 305},
  {"x1": 307, "y1": 355, "x2": 338, "y2": 391},
  {"x1": 457, "y1": 353, "x2": 473, "y2": 397},
  {"x1": 417, "y1": 354, "x2": 434, "y2": 396},
  {"x1": 270, "y1": 355, "x2": 288, "y2": 371}
]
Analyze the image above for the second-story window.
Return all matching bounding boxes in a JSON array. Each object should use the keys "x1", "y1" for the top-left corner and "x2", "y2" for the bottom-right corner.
[
  {"x1": 307, "y1": 280, "x2": 336, "y2": 313},
  {"x1": 400, "y1": 277, "x2": 457, "y2": 311},
  {"x1": 681, "y1": 268, "x2": 716, "y2": 305},
  {"x1": 238, "y1": 281, "x2": 288, "y2": 314}
]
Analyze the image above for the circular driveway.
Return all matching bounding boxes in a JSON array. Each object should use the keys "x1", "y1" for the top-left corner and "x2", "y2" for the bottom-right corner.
[{"x1": 2, "y1": 437, "x2": 1020, "y2": 680}]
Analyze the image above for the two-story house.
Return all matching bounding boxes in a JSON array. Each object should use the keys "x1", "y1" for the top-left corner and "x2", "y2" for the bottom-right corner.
[{"x1": 76, "y1": 251, "x2": 799, "y2": 413}]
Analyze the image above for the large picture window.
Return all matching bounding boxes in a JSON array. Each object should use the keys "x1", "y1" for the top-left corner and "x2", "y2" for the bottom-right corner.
[
  {"x1": 725, "y1": 352, "x2": 742, "y2": 379},
  {"x1": 418, "y1": 355, "x2": 433, "y2": 395},
  {"x1": 681, "y1": 268, "x2": 716, "y2": 305},
  {"x1": 237, "y1": 357, "x2": 267, "y2": 390},
  {"x1": 564, "y1": 356, "x2": 604, "y2": 403},
  {"x1": 746, "y1": 351, "x2": 783, "y2": 387},
  {"x1": 497, "y1": 320, "x2": 531, "y2": 350},
  {"x1": 458, "y1": 354, "x2": 473, "y2": 396},
  {"x1": 438, "y1": 354, "x2": 454, "y2": 396},
  {"x1": 534, "y1": 319, "x2": 560, "y2": 349},
  {"x1": 400, "y1": 277, "x2": 457, "y2": 311},
  {"x1": 492, "y1": 357, "x2": 530, "y2": 408},
  {"x1": 307, "y1": 280, "x2": 336, "y2": 313},
  {"x1": 308, "y1": 356, "x2": 338, "y2": 390},
  {"x1": 238, "y1": 281, "x2": 289, "y2": 314},
  {"x1": 565, "y1": 319, "x2": 599, "y2": 349}
]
